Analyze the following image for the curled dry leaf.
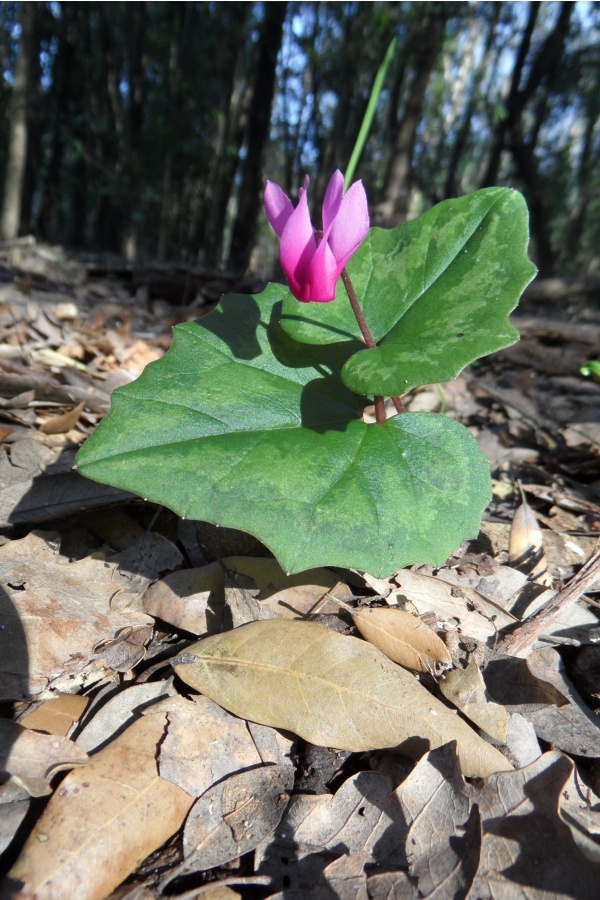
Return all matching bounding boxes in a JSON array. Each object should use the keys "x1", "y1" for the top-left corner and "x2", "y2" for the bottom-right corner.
[
  {"x1": 509, "y1": 488, "x2": 548, "y2": 581},
  {"x1": 173, "y1": 619, "x2": 511, "y2": 779},
  {"x1": 6, "y1": 713, "x2": 193, "y2": 900},
  {"x1": 439, "y1": 657, "x2": 509, "y2": 743},
  {"x1": 0, "y1": 719, "x2": 88, "y2": 797},
  {"x1": 353, "y1": 607, "x2": 452, "y2": 674}
]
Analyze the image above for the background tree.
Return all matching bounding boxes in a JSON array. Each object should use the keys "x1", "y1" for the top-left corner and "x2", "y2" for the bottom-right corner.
[{"x1": 0, "y1": 1, "x2": 598, "y2": 278}]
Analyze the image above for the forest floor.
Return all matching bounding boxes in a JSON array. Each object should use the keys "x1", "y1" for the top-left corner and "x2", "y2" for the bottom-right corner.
[{"x1": 1, "y1": 238, "x2": 600, "y2": 900}]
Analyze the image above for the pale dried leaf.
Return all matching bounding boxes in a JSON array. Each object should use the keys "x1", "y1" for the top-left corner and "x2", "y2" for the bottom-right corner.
[
  {"x1": 39, "y1": 401, "x2": 85, "y2": 434},
  {"x1": 353, "y1": 607, "x2": 452, "y2": 674},
  {"x1": 439, "y1": 657, "x2": 508, "y2": 742},
  {"x1": 469, "y1": 752, "x2": 600, "y2": 898},
  {"x1": 0, "y1": 531, "x2": 153, "y2": 699},
  {"x1": 367, "y1": 870, "x2": 418, "y2": 899},
  {"x1": 396, "y1": 742, "x2": 476, "y2": 899},
  {"x1": 504, "y1": 713, "x2": 542, "y2": 768},
  {"x1": 143, "y1": 563, "x2": 225, "y2": 634},
  {"x1": 163, "y1": 764, "x2": 293, "y2": 883},
  {"x1": 92, "y1": 624, "x2": 153, "y2": 671},
  {"x1": 75, "y1": 680, "x2": 176, "y2": 752},
  {"x1": 174, "y1": 620, "x2": 511, "y2": 778},
  {"x1": 392, "y1": 569, "x2": 515, "y2": 643},
  {"x1": 7, "y1": 713, "x2": 193, "y2": 900},
  {"x1": 525, "y1": 648, "x2": 600, "y2": 757},
  {"x1": 152, "y1": 694, "x2": 264, "y2": 797},
  {"x1": 509, "y1": 490, "x2": 548, "y2": 580},
  {"x1": 255, "y1": 771, "x2": 405, "y2": 893},
  {"x1": 0, "y1": 719, "x2": 88, "y2": 797},
  {"x1": 223, "y1": 556, "x2": 354, "y2": 616}
]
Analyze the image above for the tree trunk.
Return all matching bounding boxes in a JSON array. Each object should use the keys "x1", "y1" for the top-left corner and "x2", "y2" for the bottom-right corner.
[
  {"x1": 121, "y1": 2, "x2": 147, "y2": 261},
  {"x1": 1, "y1": 2, "x2": 35, "y2": 239},
  {"x1": 444, "y1": 5, "x2": 500, "y2": 198},
  {"x1": 374, "y1": 7, "x2": 446, "y2": 225},
  {"x1": 227, "y1": 2, "x2": 287, "y2": 272}
]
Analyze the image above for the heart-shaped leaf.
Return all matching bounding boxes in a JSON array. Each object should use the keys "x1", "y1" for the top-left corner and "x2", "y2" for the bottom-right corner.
[
  {"x1": 173, "y1": 619, "x2": 512, "y2": 778},
  {"x1": 76, "y1": 287, "x2": 490, "y2": 577},
  {"x1": 280, "y1": 187, "x2": 537, "y2": 396}
]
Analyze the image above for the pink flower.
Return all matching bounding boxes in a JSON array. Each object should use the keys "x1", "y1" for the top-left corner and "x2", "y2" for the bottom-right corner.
[{"x1": 264, "y1": 170, "x2": 369, "y2": 303}]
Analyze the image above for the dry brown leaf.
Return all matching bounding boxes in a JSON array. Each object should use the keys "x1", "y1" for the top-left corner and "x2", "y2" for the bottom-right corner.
[
  {"x1": 394, "y1": 745, "x2": 600, "y2": 899},
  {"x1": 0, "y1": 531, "x2": 154, "y2": 699},
  {"x1": 353, "y1": 607, "x2": 452, "y2": 674},
  {"x1": 76, "y1": 681, "x2": 176, "y2": 753},
  {"x1": 6, "y1": 713, "x2": 193, "y2": 900},
  {"x1": 39, "y1": 401, "x2": 85, "y2": 434},
  {"x1": 162, "y1": 764, "x2": 293, "y2": 887},
  {"x1": 143, "y1": 562, "x2": 225, "y2": 634},
  {"x1": 439, "y1": 657, "x2": 509, "y2": 743},
  {"x1": 19, "y1": 693, "x2": 89, "y2": 736},
  {"x1": 0, "y1": 719, "x2": 88, "y2": 797},
  {"x1": 255, "y1": 771, "x2": 401, "y2": 895},
  {"x1": 153, "y1": 694, "x2": 265, "y2": 797},
  {"x1": 392, "y1": 568, "x2": 515, "y2": 643},
  {"x1": 174, "y1": 619, "x2": 511, "y2": 778}
]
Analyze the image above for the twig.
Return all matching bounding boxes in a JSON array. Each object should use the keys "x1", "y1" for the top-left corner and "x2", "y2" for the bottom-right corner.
[{"x1": 496, "y1": 548, "x2": 600, "y2": 657}]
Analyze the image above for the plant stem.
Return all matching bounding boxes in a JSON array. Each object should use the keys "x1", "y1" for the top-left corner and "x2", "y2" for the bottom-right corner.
[
  {"x1": 341, "y1": 268, "x2": 376, "y2": 348},
  {"x1": 341, "y1": 267, "x2": 406, "y2": 420}
]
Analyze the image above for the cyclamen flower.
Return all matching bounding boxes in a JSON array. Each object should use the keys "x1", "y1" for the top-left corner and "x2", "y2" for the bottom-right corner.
[{"x1": 264, "y1": 170, "x2": 369, "y2": 303}]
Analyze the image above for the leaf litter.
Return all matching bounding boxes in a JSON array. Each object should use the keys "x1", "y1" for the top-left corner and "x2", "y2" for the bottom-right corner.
[{"x1": 0, "y1": 252, "x2": 599, "y2": 897}]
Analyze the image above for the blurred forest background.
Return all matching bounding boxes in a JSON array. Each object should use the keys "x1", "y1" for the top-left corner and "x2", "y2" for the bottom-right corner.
[{"x1": 0, "y1": 0, "x2": 599, "y2": 280}]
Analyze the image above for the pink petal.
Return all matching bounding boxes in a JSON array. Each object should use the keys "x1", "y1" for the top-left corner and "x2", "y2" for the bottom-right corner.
[
  {"x1": 279, "y1": 186, "x2": 316, "y2": 295},
  {"x1": 321, "y1": 170, "x2": 344, "y2": 232},
  {"x1": 327, "y1": 180, "x2": 370, "y2": 266},
  {"x1": 303, "y1": 236, "x2": 339, "y2": 303},
  {"x1": 264, "y1": 181, "x2": 295, "y2": 237}
]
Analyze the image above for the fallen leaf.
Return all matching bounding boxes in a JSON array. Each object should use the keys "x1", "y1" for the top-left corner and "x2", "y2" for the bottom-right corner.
[
  {"x1": 143, "y1": 562, "x2": 225, "y2": 634},
  {"x1": 485, "y1": 649, "x2": 600, "y2": 757},
  {"x1": 19, "y1": 693, "x2": 89, "y2": 737},
  {"x1": 0, "y1": 719, "x2": 88, "y2": 797},
  {"x1": 0, "y1": 438, "x2": 127, "y2": 528},
  {"x1": 0, "y1": 531, "x2": 154, "y2": 699},
  {"x1": 353, "y1": 607, "x2": 452, "y2": 674},
  {"x1": 6, "y1": 713, "x2": 193, "y2": 900},
  {"x1": 39, "y1": 401, "x2": 85, "y2": 434},
  {"x1": 509, "y1": 487, "x2": 548, "y2": 581},
  {"x1": 174, "y1": 619, "x2": 511, "y2": 778},
  {"x1": 75, "y1": 680, "x2": 176, "y2": 753},
  {"x1": 153, "y1": 695, "x2": 265, "y2": 797},
  {"x1": 0, "y1": 780, "x2": 31, "y2": 857},
  {"x1": 395, "y1": 746, "x2": 600, "y2": 899},
  {"x1": 223, "y1": 556, "x2": 353, "y2": 616},
  {"x1": 471, "y1": 752, "x2": 600, "y2": 898},
  {"x1": 92, "y1": 624, "x2": 153, "y2": 671},
  {"x1": 440, "y1": 657, "x2": 509, "y2": 742},
  {"x1": 398, "y1": 743, "x2": 479, "y2": 898},
  {"x1": 392, "y1": 568, "x2": 515, "y2": 643},
  {"x1": 255, "y1": 771, "x2": 404, "y2": 894},
  {"x1": 164, "y1": 764, "x2": 292, "y2": 883}
]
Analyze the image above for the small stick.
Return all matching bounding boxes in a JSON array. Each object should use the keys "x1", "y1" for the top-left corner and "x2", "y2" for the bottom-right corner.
[{"x1": 496, "y1": 548, "x2": 600, "y2": 657}]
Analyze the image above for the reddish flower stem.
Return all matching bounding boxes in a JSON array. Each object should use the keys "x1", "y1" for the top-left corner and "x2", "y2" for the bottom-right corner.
[
  {"x1": 340, "y1": 267, "x2": 406, "y2": 422},
  {"x1": 340, "y1": 268, "x2": 376, "y2": 348}
]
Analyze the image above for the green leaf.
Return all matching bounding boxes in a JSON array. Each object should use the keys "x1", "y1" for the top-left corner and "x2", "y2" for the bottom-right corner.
[
  {"x1": 76, "y1": 287, "x2": 490, "y2": 577},
  {"x1": 280, "y1": 187, "x2": 537, "y2": 396}
]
